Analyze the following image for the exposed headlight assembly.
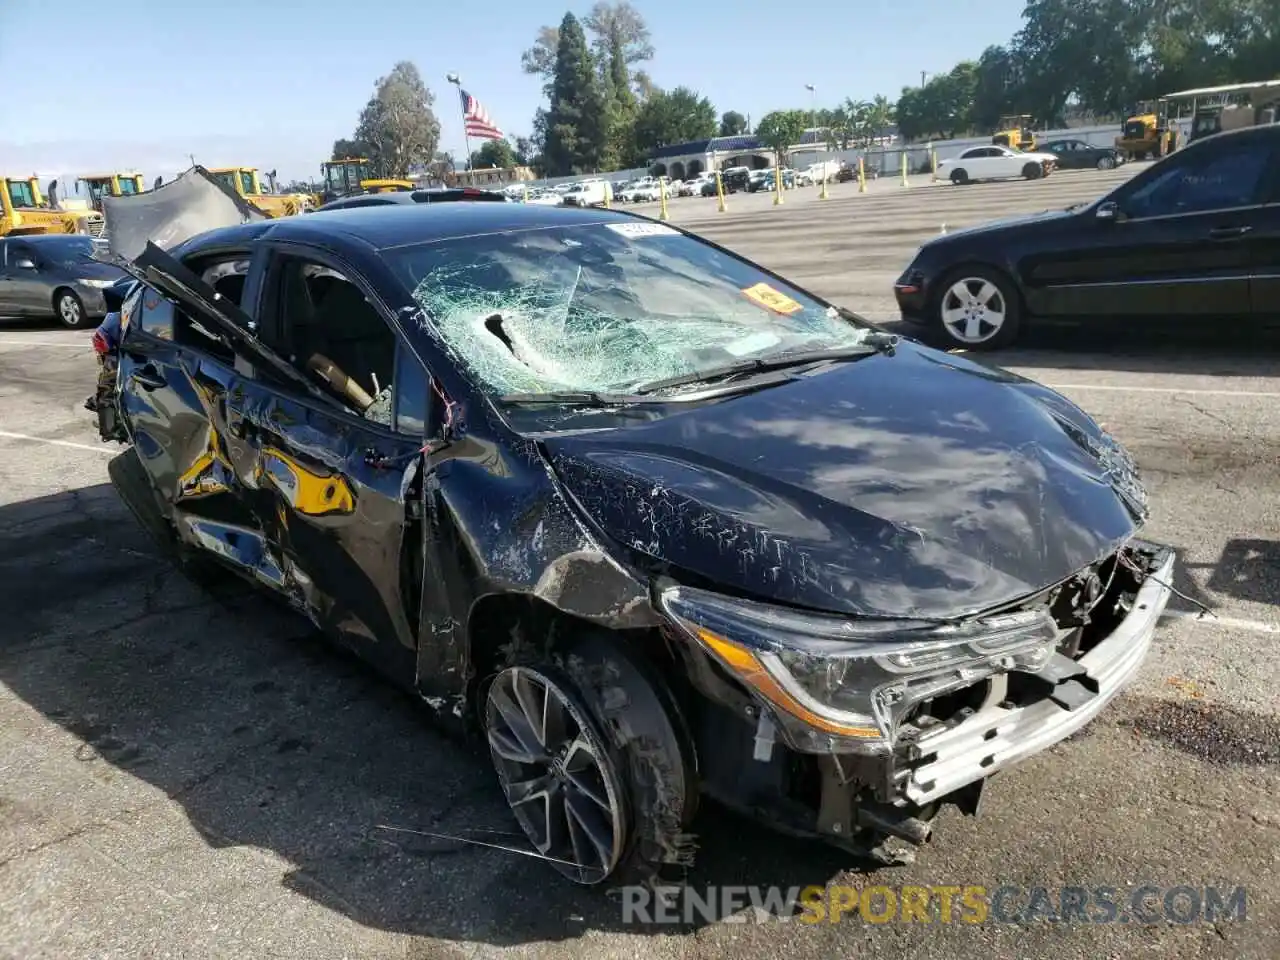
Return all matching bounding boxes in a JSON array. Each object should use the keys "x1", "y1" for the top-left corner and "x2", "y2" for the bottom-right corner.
[
  {"x1": 659, "y1": 585, "x2": 1059, "y2": 755},
  {"x1": 79, "y1": 278, "x2": 116, "y2": 289}
]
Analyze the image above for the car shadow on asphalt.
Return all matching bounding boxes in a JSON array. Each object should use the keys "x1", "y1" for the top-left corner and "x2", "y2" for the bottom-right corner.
[
  {"x1": 877, "y1": 319, "x2": 1280, "y2": 378},
  {"x1": 0, "y1": 484, "x2": 860, "y2": 945}
]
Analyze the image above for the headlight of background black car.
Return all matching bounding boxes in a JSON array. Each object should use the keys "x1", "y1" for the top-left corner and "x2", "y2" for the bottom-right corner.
[{"x1": 660, "y1": 585, "x2": 1059, "y2": 755}]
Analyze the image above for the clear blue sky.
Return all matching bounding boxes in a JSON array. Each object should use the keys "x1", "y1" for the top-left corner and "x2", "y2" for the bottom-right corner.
[{"x1": 0, "y1": 0, "x2": 1028, "y2": 186}]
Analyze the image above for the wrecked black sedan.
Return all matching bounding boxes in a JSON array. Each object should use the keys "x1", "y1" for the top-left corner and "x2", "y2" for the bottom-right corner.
[{"x1": 93, "y1": 184, "x2": 1175, "y2": 887}]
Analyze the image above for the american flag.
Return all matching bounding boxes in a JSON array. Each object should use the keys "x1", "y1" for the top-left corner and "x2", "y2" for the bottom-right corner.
[{"x1": 461, "y1": 89, "x2": 504, "y2": 140}]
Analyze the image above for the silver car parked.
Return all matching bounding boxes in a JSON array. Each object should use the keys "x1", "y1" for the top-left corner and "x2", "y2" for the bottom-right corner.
[{"x1": 0, "y1": 235, "x2": 126, "y2": 328}]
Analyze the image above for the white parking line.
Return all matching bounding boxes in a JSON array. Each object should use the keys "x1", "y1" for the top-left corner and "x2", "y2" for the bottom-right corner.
[
  {"x1": 1163, "y1": 609, "x2": 1280, "y2": 635},
  {"x1": 1045, "y1": 383, "x2": 1280, "y2": 399},
  {"x1": 0, "y1": 430, "x2": 114, "y2": 455}
]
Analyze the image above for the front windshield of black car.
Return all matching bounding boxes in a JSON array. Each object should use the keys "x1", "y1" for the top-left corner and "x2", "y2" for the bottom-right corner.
[{"x1": 385, "y1": 221, "x2": 874, "y2": 396}]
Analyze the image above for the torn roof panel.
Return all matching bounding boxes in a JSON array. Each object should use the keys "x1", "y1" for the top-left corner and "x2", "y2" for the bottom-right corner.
[{"x1": 101, "y1": 166, "x2": 266, "y2": 261}]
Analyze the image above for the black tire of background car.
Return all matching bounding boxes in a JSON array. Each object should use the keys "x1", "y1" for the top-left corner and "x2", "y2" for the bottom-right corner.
[
  {"x1": 1098, "y1": 155, "x2": 1116, "y2": 170},
  {"x1": 53, "y1": 288, "x2": 88, "y2": 329},
  {"x1": 932, "y1": 265, "x2": 1023, "y2": 351},
  {"x1": 1022, "y1": 162, "x2": 1042, "y2": 180},
  {"x1": 107, "y1": 448, "x2": 232, "y2": 588},
  {"x1": 484, "y1": 625, "x2": 698, "y2": 887},
  {"x1": 950, "y1": 169, "x2": 969, "y2": 185}
]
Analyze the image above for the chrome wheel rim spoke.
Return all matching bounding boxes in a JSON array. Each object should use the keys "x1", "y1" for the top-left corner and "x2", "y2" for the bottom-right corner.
[
  {"x1": 942, "y1": 278, "x2": 1006, "y2": 343},
  {"x1": 485, "y1": 666, "x2": 625, "y2": 884}
]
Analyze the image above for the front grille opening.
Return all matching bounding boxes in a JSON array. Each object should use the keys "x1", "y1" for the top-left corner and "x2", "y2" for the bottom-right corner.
[{"x1": 901, "y1": 679, "x2": 992, "y2": 735}]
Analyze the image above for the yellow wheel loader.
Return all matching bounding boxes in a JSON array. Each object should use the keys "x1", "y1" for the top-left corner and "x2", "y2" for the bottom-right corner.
[
  {"x1": 207, "y1": 167, "x2": 312, "y2": 217},
  {"x1": 1, "y1": 176, "x2": 105, "y2": 237},
  {"x1": 316, "y1": 158, "x2": 413, "y2": 207}
]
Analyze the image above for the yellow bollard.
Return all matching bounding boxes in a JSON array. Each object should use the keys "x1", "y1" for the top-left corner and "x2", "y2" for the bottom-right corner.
[
  {"x1": 715, "y1": 171, "x2": 726, "y2": 212},
  {"x1": 819, "y1": 170, "x2": 829, "y2": 200},
  {"x1": 930, "y1": 147, "x2": 938, "y2": 183},
  {"x1": 658, "y1": 179, "x2": 669, "y2": 220},
  {"x1": 858, "y1": 157, "x2": 867, "y2": 193},
  {"x1": 901, "y1": 152, "x2": 909, "y2": 187},
  {"x1": 522, "y1": 183, "x2": 529, "y2": 202},
  {"x1": 773, "y1": 167, "x2": 784, "y2": 206},
  {"x1": 603, "y1": 184, "x2": 611, "y2": 209}
]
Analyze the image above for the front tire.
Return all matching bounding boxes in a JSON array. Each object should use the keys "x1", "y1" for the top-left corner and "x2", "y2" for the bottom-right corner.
[
  {"x1": 934, "y1": 267, "x2": 1022, "y2": 350},
  {"x1": 1022, "y1": 162, "x2": 1042, "y2": 180},
  {"x1": 54, "y1": 289, "x2": 88, "y2": 328},
  {"x1": 483, "y1": 628, "x2": 696, "y2": 887},
  {"x1": 1097, "y1": 154, "x2": 1116, "y2": 170},
  {"x1": 950, "y1": 169, "x2": 969, "y2": 185}
]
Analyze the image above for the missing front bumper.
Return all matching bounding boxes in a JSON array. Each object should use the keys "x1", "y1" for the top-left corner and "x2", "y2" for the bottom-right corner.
[{"x1": 898, "y1": 546, "x2": 1175, "y2": 806}]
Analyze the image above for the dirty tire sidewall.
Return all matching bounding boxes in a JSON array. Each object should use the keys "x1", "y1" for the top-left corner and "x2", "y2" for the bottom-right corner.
[
  {"x1": 950, "y1": 169, "x2": 968, "y2": 185},
  {"x1": 933, "y1": 266, "x2": 1023, "y2": 351},
  {"x1": 1098, "y1": 155, "x2": 1116, "y2": 170},
  {"x1": 491, "y1": 627, "x2": 697, "y2": 888},
  {"x1": 56, "y1": 289, "x2": 88, "y2": 329}
]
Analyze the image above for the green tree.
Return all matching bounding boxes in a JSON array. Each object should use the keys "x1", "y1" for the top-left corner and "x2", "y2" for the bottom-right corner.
[
  {"x1": 602, "y1": 18, "x2": 639, "y2": 169},
  {"x1": 866, "y1": 94, "x2": 896, "y2": 143},
  {"x1": 1013, "y1": 0, "x2": 1136, "y2": 122},
  {"x1": 583, "y1": 1, "x2": 654, "y2": 67},
  {"x1": 521, "y1": 2, "x2": 654, "y2": 97},
  {"x1": 631, "y1": 87, "x2": 717, "y2": 155},
  {"x1": 754, "y1": 110, "x2": 808, "y2": 164},
  {"x1": 544, "y1": 13, "x2": 609, "y2": 175},
  {"x1": 471, "y1": 139, "x2": 517, "y2": 169},
  {"x1": 331, "y1": 138, "x2": 368, "y2": 160},
  {"x1": 718, "y1": 110, "x2": 748, "y2": 136},
  {"x1": 971, "y1": 45, "x2": 1025, "y2": 131},
  {"x1": 353, "y1": 62, "x2": 441, "y2": 178},
  {"x1": 512, "y1": 136, "x2": 536, "y2": 165}
]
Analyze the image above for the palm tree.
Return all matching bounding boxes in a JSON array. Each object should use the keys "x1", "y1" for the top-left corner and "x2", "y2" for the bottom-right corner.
[
  {"x1": 867, "y1": 95, "x2": 896, "y2": 145},
  {"x1": 824, "y1": 105, "x2": 854, "y2": 150},
  {"x1": 843, "y1": 98, "x2": 872, "y2": 146}
]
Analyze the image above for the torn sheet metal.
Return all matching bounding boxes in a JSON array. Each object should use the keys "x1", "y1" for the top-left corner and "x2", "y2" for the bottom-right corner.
[{"x1": 101, "y1": 165, "x2": 265, "y2": 260}]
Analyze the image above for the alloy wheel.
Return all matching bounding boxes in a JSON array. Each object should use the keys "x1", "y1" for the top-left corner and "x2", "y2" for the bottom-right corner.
[
  {"x1": 59, "y1": 294, "x2": 82, "y2": 326},
  {"x1": 941, "y1": 277, "x2": 1007, "y2": 344},
  {"x1": 485, "y1": 665, "x2": 626, "y2": 885}
]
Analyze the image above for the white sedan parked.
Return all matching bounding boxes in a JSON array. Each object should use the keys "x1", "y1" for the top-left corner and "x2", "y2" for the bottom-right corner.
[{"x1": 938, "y1": 145, "x2": 1058, "y2": 185}]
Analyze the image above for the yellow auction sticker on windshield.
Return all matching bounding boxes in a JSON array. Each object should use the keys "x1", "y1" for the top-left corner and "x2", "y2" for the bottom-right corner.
[{"x1": 742, "y1": 282, "x2": 803, "y2": 315}]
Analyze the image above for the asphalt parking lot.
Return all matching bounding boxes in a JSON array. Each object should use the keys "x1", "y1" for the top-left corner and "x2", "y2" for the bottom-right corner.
[{"x1": 2, "y1": 166, "x2": 1278, "y2": 960}]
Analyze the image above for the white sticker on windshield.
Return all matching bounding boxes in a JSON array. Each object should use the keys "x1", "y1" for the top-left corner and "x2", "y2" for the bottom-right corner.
[
  {"x1": 605, "y1": 222, "x2": 680, "y2": 239},
  {"x1": 723, "y1": 331, "x2": 781, "y2": 356}
]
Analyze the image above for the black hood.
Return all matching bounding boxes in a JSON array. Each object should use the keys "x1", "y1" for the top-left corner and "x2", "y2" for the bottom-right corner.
[
  {"x1": 544, "y1": 343, "x2": 1145, "y2": 621},
  {"x1": 925, "y1": 205, "x2": 1083, "y2": 246}
]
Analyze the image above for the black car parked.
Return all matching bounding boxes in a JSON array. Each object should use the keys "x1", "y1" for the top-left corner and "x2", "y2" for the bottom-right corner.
[
  {"x1": 895, "y1": 124, "x2": 1280, "y2": 349},
  {"x1": 94, "y1": 200, "x2": 1174, "y2": 887},
  {"x1": 0, "y1": 234, "x2": 125, "y2": 327},
  {"x1": 1040, "y1": 138, "x2": 1123, "y2": 170}
]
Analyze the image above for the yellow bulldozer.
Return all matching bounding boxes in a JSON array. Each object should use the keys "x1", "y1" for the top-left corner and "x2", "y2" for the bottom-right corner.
[
  {"x1": 74, "y1": 172, "x2": 146, "y2": 212},
  {"x1": 992, "y1": 115, "x2": 1037, "y2": 151},
  {"x1": 1, "y1": 176, "x2": 105, "y2": 238},
  {"x1": 315, "y1": 158, "x2": 413, "y2": 206},
  {"x1": 207, "y1": 166, "x2": 312, "y2": 217}
]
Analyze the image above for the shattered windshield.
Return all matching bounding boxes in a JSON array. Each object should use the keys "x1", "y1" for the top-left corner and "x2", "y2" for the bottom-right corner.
[{"x1": 386, "y1": 221, "x2": 875, "y2": 397}]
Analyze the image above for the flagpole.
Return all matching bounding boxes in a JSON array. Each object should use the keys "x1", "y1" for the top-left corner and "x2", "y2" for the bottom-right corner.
[{"x1": 446, "y1": 73, "x2": 472, "y2": 180}]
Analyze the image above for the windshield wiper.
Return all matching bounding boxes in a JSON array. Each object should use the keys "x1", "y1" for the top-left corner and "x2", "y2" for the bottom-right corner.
[
  {"x1": 500, "y1": 390, "x2": 654, "y2": 407},
  {"x1": 631, "y1": 336, "x2": 898, "y2": 396}
]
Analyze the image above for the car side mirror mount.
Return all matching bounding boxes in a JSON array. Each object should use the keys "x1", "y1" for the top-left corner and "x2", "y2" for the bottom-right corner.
[
  {"x1": 14, "y1": 258, "x2": 36, "y2": 270},
  {"x1": 1096, "y1": 201, "x2": 1121, "y2": 222}
]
